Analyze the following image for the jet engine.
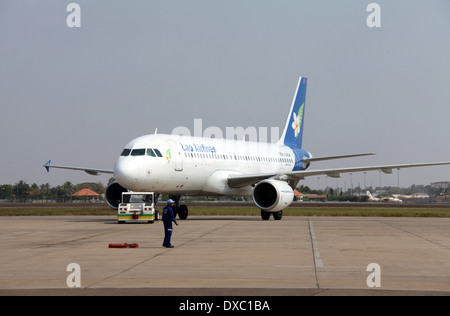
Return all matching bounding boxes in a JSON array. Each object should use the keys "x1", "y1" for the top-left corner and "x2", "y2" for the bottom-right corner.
[
  {"x1": 252, "y1": 179, "x2": 294, "y2": 213},
  {"x1": 105, "y1": 182, "x2": 128, "y2": 210}
]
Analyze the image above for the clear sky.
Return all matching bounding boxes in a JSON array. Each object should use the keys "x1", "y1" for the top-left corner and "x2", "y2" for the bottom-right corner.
[{"x1": 0, "y1": 0, "x2": 449, "y2": 190}]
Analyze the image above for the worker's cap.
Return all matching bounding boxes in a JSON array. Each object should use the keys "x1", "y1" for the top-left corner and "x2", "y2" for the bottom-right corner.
[{"x1": 167, "y1": 199, "x2": 175, "y2": 204}]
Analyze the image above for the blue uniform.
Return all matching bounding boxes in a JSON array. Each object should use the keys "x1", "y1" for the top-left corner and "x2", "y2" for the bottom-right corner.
[{"x1": 162, "y1": 205, "x2": 177, "y2": 247}]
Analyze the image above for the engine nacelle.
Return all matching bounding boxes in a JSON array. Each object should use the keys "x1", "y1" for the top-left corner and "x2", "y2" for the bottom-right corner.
[
  {"x1": 105, "y1": 182, "x2": 128, "y2": 210},
  {"x1": 252, "y1": 179, "x2": 294, "y2": 213}
]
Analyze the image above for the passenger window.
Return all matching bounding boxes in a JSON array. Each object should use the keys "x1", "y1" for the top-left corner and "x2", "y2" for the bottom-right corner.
[
  {"x1": 154, "y1": 149, "x2": 162, "y2": 157},
  {"x1": 147, "y1": 149, "x2": 156, "y2": 157},
  {"x1": 131, "y1": 148, "x2": 146, "y2": 156},
  {"x1": 121, "y1": 149, "x2": 131, "y2": 156}
]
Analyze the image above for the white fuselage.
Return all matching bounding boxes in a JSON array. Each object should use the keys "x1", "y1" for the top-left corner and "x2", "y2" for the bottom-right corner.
[{"x1": 114, "y1": 134, "x2": 298, "y2": 196}]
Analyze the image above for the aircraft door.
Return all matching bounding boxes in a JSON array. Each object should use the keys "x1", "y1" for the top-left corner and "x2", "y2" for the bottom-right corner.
[{"x1": 168, "y1": 141, "x2": 183, "y2": 171}]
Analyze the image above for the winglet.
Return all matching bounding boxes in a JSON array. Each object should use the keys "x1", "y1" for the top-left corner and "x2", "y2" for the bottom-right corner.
[{"x1": 44, "y1": 160, "x2": 51, "y2": 173}]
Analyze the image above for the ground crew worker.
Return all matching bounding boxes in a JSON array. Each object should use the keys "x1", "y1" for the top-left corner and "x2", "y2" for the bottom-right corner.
[{"x1": 162, "y1": 199, "x2": 178, "y2": 248}]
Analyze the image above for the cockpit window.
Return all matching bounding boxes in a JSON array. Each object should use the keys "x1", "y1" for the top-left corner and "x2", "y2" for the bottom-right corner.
[
  {"x1": 145, "y1": 148, "x2": 163, "y2": 158},
  {"x1": 154, "y1": 149, "x2": 163, "y2": 157},
  {"x1": 125, "y1": 148, "x2": 162, "y2": 158},
  {"x1": 121, "y1": 149, "x2": 131, "y2": 156},
  {"x1": 131, "y1": 148, "x2": 146, "y2": 156}
]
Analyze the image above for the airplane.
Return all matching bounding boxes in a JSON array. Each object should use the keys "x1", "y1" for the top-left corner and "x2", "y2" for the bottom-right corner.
[
  {"x1": 366, "y1": 191, "x2": 381, "y2": 202},
  {"x1": 44, "y1": 76, "x2": 450, "y2": 220},
  {"x1": 382, "y1": 196, "x2": 403, "y2": 203}
]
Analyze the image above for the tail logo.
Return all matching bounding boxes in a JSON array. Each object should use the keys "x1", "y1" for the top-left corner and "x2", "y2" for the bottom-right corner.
[{"x1": 291, "y1": 103, "x2": 304, "y2": 138}]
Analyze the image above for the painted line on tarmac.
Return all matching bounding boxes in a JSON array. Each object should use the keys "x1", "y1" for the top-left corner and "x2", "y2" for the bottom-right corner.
[
  {"x1": 308, "y1": 219, "x2": 323, "y2": 268},
  {"x1": 307, "y1": 217, "x2": 322, "y2": 289}
]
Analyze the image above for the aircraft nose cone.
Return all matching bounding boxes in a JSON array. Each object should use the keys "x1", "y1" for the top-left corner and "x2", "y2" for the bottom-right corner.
[{"x1": 114, "y1": 158, "x2": 140, "y2": 189}]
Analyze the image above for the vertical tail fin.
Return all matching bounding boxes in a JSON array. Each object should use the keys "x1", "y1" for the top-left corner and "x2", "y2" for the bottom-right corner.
[{"x1": 278, "y1": 76, "x2": 307, "y2": 149}]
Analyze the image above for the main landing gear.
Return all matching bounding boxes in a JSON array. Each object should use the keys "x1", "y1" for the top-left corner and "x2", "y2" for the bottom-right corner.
[
  {"x1": 261, "y1": 210, "x2": 283, "y2": 221},
  {"x1": 176, "y1": 204, "x2": 189, "y2": 220},
  {"x1": 166, "y1": 195, "x2": 282, "y2": 221},
  {"x1": 169, "y1": 195, "x2": 189, "y2": 220}
]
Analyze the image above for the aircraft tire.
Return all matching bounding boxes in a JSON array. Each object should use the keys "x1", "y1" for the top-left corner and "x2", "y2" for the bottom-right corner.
[
  {"x1": 273, "y1": 211, "x2": 283, "y2": 220},
  {"x1": 261, "y1": 210, "x2": 271, "y2": 220},
  {"x1": 178, "y1": 204, "x2": 189, "y2": 220}
]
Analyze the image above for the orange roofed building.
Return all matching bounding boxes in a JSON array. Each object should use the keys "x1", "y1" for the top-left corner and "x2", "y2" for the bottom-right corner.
[
  {"x1": 71, "y1": 188, "x2": 101, "y2": 202},
  {"x1": 72, "y1": 188, "x2": 100, "y2": 197}
]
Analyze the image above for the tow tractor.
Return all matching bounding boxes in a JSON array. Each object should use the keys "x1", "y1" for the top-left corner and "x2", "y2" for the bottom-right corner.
[{"x1": 117, "y1": 192, "x2": 158, "y2": 224}]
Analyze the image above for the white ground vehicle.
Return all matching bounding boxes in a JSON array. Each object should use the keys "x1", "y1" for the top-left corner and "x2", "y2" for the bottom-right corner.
[{"x1": 117, "y1": 192, "x2": 158, "y2": 224}]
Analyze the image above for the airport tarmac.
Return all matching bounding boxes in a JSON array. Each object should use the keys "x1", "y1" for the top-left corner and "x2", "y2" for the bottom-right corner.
[{"x1": 0, "y1": 215, "x2": 449, "y2": 296}]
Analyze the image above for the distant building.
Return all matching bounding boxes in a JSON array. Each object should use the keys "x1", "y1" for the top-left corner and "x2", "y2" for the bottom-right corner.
[
  {"x1": 71, "y1": 188, "x2": 100, "y2": 202},
  {"x1": 294, "y1": 190, "x2": 303, "y2": 201},
  {"x1": 304, "y1": 194, "x2": 327, "y2": 202}
]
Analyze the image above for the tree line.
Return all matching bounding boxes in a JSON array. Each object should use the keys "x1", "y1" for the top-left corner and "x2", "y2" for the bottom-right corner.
[
  {"x1": 1, "y1": 180, "x2": 446, "y2": 203},
  {"x1": 0, "y1": 180, "x2": 107, "y2": 202}
]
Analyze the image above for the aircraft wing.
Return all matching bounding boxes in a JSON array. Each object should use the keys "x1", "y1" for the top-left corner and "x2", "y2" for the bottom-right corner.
[
  {"x1": 288, "y1": 161, "x2": 450, "y2": 179},
  {"x1": 227, "y1": 161, "x2": 450, "y2": 188},
  {"x1": 304, "y1": 153, "x2": 375, "y2": 163},
  {"x1": 43, "y1": 160, "x2": 114, "y2": 176},
  {"x1": 228, "y1": 173, "x2": 278, "y2": 188}
]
